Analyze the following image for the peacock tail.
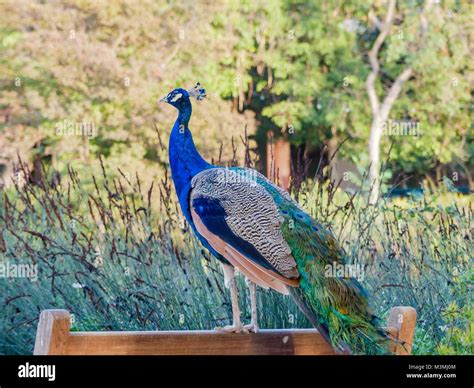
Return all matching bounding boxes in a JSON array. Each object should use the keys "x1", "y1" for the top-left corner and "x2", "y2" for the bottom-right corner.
[{"x1": 254, "y1": 170, "x2": 391, "y2": 355}]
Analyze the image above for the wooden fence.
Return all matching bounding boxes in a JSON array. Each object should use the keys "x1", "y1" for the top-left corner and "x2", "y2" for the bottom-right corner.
[{"x1": 33, "y1": 306, "x2": 416, "y2": 355}]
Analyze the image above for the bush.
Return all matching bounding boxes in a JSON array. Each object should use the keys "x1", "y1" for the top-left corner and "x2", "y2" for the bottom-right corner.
[{"x1": 0, "y1": 161, "x2": 471, "y2": 354}]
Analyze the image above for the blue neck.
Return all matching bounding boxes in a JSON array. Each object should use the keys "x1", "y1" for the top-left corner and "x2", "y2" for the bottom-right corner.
[{"x1": 168, "y1": 98, "x2": 212, "y2": 201}]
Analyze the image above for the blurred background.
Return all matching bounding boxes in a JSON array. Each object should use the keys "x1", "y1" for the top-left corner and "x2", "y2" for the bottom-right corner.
[
  {"x1": 0, "y1": 0, "x2": 472, "y2": 194},
  {"x1": 0, "y1": 0, "x2": 472, "y2": 355}
]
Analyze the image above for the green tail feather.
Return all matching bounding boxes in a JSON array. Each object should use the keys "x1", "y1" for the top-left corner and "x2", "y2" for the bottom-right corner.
[
  {"x1": 281, "y1": 215, "x2": 391, "y2": 355},
  {"x1": 245, "y1": 169, "x2": 391, "y2": 355},
  {"x1": 289, "y1": 279, "x2": 390, "y2": 355}
]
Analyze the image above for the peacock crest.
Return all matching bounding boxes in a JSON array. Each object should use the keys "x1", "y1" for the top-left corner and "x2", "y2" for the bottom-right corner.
[{"x1": 187, "y1": 82, "x2": 206, "y2": 101}]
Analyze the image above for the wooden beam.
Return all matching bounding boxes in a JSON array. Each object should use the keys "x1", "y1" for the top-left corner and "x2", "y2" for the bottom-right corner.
[
  {"x1": 65, "y1": 329, "x2": 335, "y2": 355},
  {"x1": 33, "y1": 309, "x2": 70, "y2": 355},
  {"x1": 33, "y1": 306, "x2": 416, "y2": 355},
  {"x1": 387, "y1": 306, "x2": 417, "y2": 355}
]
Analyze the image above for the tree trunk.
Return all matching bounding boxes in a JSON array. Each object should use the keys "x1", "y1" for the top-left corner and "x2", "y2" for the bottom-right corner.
[
  {"x1": 368, "y1": 116, "x2": 383, "y2": 204},
  {"x1": 326, "y1": 127, "x2": 339, "y2": 184},
  {"x1": 266, "y1": 131, "x2": 291, "y2": 191},
  {"x1": 366, "y1": 0, "x2": 433, "y2": 204}
]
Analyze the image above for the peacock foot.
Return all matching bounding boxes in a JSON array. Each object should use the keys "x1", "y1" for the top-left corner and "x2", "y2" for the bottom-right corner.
[
  {"x1": 214, "y1": 323, "x2": 249, "y2": 334},
  {"x1": 243, "y1": 322, "x2": 259, "y2": 333}
]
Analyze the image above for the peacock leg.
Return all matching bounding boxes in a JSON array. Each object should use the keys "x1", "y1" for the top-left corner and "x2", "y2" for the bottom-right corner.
[
  {"x1": 243, "y1": 277, "x2": 259, "y2": 333},
  {"x1": 215, "y1": 263, "x2": 247, "y2": 333}
]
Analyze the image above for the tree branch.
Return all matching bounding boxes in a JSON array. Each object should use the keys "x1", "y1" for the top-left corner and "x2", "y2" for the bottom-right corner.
[
  {"x1": 379, "y1": 67, "x2": 413, "y2": 122},
  {"x1": 366, "y1": 0, "x2": 435, "y2": 204},
  {"x1": 368, "y1": 10, "x2": 382, "y2": 30},
  {"x1": 366, "y1": 0, "x2": 397, "y2": 115},
  {"x1": 379, "y1": 0, "x2": 434, "y2": 121}
]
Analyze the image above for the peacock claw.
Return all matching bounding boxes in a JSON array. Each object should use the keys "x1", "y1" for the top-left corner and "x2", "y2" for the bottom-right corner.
[
  {"x1": 214, "y1": 324, "x2": 248, "y2": 334},
  {"x1": 243, "y1": 322, "x2": 259, "y2": 333}
]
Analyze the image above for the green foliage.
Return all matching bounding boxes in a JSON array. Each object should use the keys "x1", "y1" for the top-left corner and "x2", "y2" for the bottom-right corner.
[
  {"x1": 436, "y1": 269, "x2": 473, "y2": 355},
  {"x1": 214, "y1": 0, "x2": 472, "y2": 178},
  {"x1": 0, "y1": 0, "x2": 254, "y2": 179},
  {"x1": 0, "y1": 1, "x2": 472, "y2": 187},
  {"x1": 0, "y1": 163, "x2": 471, "y2": 354},
  {"x1": 383, "y1": 2, "x2": 473, "y2": 177},
  {"x1": 0, "y1": 163, "x2": 306, "y2": 355}
]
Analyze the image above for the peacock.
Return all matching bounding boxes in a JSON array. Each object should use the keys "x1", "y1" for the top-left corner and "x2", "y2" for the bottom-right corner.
[{"x1": 160, "y1": 83, "x2": 391, "y2": 355}]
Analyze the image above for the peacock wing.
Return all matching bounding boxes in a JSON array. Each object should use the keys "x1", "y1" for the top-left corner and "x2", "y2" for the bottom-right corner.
[{"x1": 190, "y1": 168, "x2": 299, "y2": 294}]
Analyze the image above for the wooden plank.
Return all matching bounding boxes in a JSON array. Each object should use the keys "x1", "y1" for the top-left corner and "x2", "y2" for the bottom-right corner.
[
  {"x1": 387, "y1": 306, "x2": 417, "y2": 355},
  {"x1": 65, "y1": 329, "x2": 336, "y2": 355},
  {"x1": 33, "y1": 309, "x2": 71, "y2": 355},
  {"x1": 33, "y1": 306, "x2": 417, "y2": 355}
]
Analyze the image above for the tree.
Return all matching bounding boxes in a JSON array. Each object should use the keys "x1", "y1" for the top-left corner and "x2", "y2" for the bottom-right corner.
[
  {"x1": 214, "y1": 0, "x2": 369, "y2": 188},
  {"x1": 0, "y1": 0, "x2": 471, "y2": 194},
  {"x1": 366, "y1": 0, "x2": 470, "y2": 204},
  {"x1": 0, "y1": 1, "x2": 252, "y2": 187}
]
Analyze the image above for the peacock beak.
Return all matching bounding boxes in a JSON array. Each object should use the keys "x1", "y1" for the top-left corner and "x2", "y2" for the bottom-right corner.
[{"x1": 158, "y1": 96, "x2": 167, "y2": 103}]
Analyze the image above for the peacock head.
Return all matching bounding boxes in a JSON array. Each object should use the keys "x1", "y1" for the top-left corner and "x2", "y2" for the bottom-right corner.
[{"x1": 159, "y1": 83, "x2": 206, "y2": 110}]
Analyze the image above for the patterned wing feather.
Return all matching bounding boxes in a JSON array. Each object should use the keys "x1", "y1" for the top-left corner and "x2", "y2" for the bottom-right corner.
[{"x1": 190, "y1": 168, "x2": 299, "y2": 284}]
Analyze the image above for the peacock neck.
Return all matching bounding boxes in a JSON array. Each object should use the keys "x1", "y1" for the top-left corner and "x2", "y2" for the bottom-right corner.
[{"x1": 168, "y1": 99, "x2": 212, "y2": 201}]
